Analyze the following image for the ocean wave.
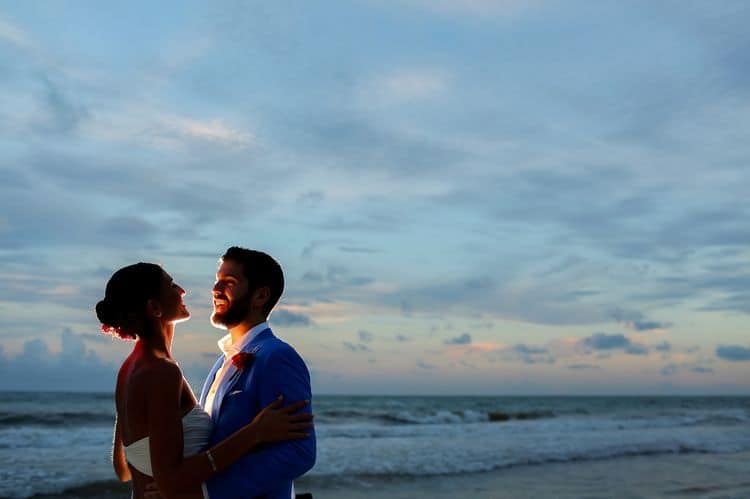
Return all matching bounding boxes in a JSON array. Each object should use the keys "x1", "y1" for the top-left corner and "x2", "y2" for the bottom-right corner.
[
  {"x1": 2, "y1": 394, "x2": 748, "y2": 499},
  {"x1": 0, "y1": 412, "x2": 114, "y2": 428},
  {"x1": 311, "y1": 424, "x2": 750, "y2": 477},
  {"x1": 684, "y1": 412, "x2": 750, "y2": 427},
  {"x1": 319, "y1": 409, "x2": 557, "y2": 425},
  {"x1": 487, "y1": 410, "x2": 554, "y2": 422}
]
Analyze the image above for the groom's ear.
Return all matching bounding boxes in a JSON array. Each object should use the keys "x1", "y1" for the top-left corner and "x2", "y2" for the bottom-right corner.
[{"x1": 251, "y1": 286, "x2": 271, "y2": 310}]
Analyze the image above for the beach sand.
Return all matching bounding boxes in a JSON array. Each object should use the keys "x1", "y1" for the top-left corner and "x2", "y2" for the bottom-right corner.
[{"x1": 35, "y1": 451, "x2": 750, "y2": 499}]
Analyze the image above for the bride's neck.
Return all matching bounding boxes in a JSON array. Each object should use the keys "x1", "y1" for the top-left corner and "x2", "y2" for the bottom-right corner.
[{"x1": 139, "y1": 322, "x2": 174, "y2": 359}]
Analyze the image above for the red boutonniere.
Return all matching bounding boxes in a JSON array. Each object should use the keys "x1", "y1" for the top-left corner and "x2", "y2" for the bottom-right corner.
[{"x1": 231, "y1": 352, "x2": 255, "y2": 370}]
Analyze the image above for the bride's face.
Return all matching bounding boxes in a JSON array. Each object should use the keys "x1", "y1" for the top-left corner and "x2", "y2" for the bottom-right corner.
[{"x1": 157, "y1": 271, "x2": 190, "y2": 324}]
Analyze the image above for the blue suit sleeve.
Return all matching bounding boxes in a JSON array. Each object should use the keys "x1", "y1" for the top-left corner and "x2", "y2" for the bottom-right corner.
[{"x1": 206, "y1": 345, "x2": 316, "y2": 498}]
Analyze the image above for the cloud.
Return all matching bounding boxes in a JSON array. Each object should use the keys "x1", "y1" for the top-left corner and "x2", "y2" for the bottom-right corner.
[
  {"x1": 358, "y1": 330, "x2": 374, "y2": 343},
  {"x1": 383, "y1": 274, "x2": 652, "y2": 327},
  {"x1": 625, "y1": 344, "x2": 649, "y2": 356},
  {"x1": 339, "y1": 246, "x2": 379, "y2": 254},
  {"x1": 716, "y1": 345, "x2": 750, "y2": 362},
  {"x1": 60, "y1": 327, "x2": 86, "y2": 361},
  {"x1": 0, "y1": 14, "x2": 33, "y2": 50},
  {"x1": 0, "y1": 147, "x2": 259, "y2": 253},
  {"x1": 583, "y1": 333, "x2": 630, "y2": 350},
  {"x1": 343, "y1": 341, "x2": 371, "y2": 353},
  {"x1": 98, "y1": 215, "x2": 159, "y2": 241},
  {"x1": 416, "y1": 359, "x2": 437, "y2": 370},
  {"x1": 271, "y1": 309, "x2": 312, "y2": 327},
  {"x1": 32, "y1": 78, "x2": 89, "y2": 135},
  {"x1": 294, "y1": 115, "x2": 468, "y2": 180},
  {"x1": 87, "y1": 110, "x2": 254, "y2": 149},
  {"x1": 0, "y1": 183, "x2": 108, "y2": 250},
  {"x1": 582, "y1": 333, "x2": 649, "y2": 356},
  {"x1": 395, "y1": 334, "x2": 410, "y2": 342},
  {"x1": 371, "y1": 69, "x2": 448, "y2": 102},
  {"x1": 172, "y1": 118, "x2": 253, "y2": 146},
  {"x1": 404, "y1": 0, "x2": 537, "y2": 17},
  {"x1": 301, "y1": 271, "x2": 324, "y2": 282},
  {"x1": 296, "y1": 263, "x2": 375, "y2": 300},
  {"x1": 568, "y1": 363, "x2": 601, "y2": 370},
  {"x1": 301, "y1": 240, "x2": 338, "y2": 259},
  {"x1": 512, "y1": 344, "x2": 555, "y2": 364},
  {"x1": 296, "y1": 190, "x2": 325, "y2": 208},
  {"x1": 610, "y1": 309, "x2": 670, "y2": 331},
  {"x1": 700, "y1": 290, "x2": 750, "y2": 315},
  {"x1": 445, "y1": 333, "x2": 472, "y2": 345},
  {"x1": 661, "y1": 363, "x2": 679, "y2": 376},
  {"x1": 434, "y1": 159, "x2": 750, "y2": 282},
  {"x1": 631, "y1": 320, "x2": 671, "y2": 331},
  {"x1": 0, "y1": 329, "x2": 117, "y2": 390},
  {"x1": 513, "y1": 344, "x2": 547, "y2": 355},
  {"x1": 654, "y1": 341, "x2": 672, "y2": 352},
  {"x1": 661, "y1": 362, "x2": 715, "y2": 376},
  {"x1": 2, "y1": 0, "x2": 750, "y2": 396},
  {"x1": 80, "y1": 333, "x2": 117, "y2": 344}
]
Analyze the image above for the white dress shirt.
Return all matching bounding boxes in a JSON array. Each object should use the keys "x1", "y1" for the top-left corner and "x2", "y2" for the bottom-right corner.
[{"x1": 204, "y1": 321, "x2": 269, "y2": 416}]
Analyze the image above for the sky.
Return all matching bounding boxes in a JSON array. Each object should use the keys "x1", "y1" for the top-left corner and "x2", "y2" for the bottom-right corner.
[{"x1": 0, "y1": 0, "x2": 749, "y2": 395}]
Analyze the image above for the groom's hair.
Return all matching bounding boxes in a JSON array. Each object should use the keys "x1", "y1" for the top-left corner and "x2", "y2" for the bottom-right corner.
[{"x1": 222, "y1": 246, "x2": 284, "y2": 317}]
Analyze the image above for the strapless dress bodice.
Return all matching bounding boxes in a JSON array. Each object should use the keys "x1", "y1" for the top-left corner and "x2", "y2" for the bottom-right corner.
[{"x1": 123, "y1": 406, "x2": 213, "y2": 476}]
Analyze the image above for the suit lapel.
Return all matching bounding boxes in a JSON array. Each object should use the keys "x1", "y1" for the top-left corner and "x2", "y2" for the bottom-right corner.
[
  {"x1": 211, "y1": 362, "x2": 236, "y2": 417},
  {"x1": 212, "y1": 328, "x2": 272, "y2": 420}
]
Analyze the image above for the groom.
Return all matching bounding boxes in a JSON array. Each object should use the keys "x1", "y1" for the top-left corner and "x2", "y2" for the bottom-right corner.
[{"x1": 200, "y1": 246, "x2": 316, "y2": 498}]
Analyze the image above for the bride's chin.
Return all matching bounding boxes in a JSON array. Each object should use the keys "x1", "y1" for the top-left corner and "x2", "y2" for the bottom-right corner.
[{"x1": 173, "y1": 314, "x2": 191, "y2": 324}]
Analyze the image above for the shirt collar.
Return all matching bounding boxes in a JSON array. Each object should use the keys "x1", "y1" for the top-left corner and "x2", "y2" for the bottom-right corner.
[{"x1": 217, "y1": 321, "x2": 269, "y2": 358}]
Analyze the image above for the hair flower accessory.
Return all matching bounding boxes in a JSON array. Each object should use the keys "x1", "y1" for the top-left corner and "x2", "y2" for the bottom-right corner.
[{"x1": 231, "y1": 352, "x2": 255, "y2": 370}]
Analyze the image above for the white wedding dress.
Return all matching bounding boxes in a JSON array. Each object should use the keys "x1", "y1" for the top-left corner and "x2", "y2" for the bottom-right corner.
[{"x1": 123, "y1": 406, "x2": 213, "y2": 476}]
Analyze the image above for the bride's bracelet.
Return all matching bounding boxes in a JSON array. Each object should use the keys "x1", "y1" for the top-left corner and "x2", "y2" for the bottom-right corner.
[{"x1": 206, "y1": 450, "x2": 218, "y2": 472}]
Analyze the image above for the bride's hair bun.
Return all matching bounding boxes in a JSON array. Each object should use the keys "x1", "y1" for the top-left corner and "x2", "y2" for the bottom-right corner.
[
  {"x1": 96, "y1": 298, "x2": 135, "y2": 340},
  {"x1": 95, "y1": 298, "x2": 116, "y2": 326},
  {"x1": 95, "y1": 263, "x2": 163, "y2": 341}
]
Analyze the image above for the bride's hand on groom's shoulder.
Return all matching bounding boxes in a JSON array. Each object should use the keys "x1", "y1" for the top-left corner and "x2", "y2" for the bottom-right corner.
[{"x1": 252, "y1": 395, "x2": 314, "y2": 444}]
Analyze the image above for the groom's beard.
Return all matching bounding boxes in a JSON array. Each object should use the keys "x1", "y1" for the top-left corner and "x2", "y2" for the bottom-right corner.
[{"x1": 211, "y1": 291, "x2": 251, "y2": 329}]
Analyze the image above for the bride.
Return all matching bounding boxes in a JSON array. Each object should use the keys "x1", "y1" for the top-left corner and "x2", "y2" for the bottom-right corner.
[{"x1": 96, "y1": 263, "x2": 313, "y2": 498}]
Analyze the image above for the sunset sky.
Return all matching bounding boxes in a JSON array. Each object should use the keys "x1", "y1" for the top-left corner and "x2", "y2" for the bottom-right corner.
[{"x1": 1, "y1": 1, "x2": 749, "y2": 394}]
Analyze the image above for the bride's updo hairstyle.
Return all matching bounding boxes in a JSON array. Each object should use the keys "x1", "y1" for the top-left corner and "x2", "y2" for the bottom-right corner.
[{"x1": 96, "y1": 263, "x2": 163, "y2": 340}]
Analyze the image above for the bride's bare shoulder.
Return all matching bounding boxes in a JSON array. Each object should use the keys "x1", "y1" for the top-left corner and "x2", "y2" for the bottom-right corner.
[
  {"x1": 119, "y1": 356, "x2": 183, "y2": 395},
  {"x1": 137, "y1": 357, "x2": 182, "y2": 382}
]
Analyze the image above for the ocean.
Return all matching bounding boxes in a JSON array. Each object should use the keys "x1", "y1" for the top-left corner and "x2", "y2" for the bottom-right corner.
[{"x1": 1, "y1": 392, "x2": 749, "y2": 498}]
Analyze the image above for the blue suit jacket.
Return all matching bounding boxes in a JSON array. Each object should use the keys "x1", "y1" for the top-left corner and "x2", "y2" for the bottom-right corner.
[{"x1": 199, "y1": 327, "x2": 316, "y2": 499}]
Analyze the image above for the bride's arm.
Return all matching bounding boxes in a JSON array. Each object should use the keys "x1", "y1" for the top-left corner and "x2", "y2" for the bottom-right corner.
[
  {"x1": 148, "y1": 362, "x2": 311, "y2": 498},
  {"x1": 112, "y1": 415, "x2": 132, "y2": 482}
]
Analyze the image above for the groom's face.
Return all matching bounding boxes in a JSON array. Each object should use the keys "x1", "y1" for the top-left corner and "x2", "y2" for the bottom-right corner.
[{"x1": 211, "y1": 259, "x2": 251, "y2": 329}]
